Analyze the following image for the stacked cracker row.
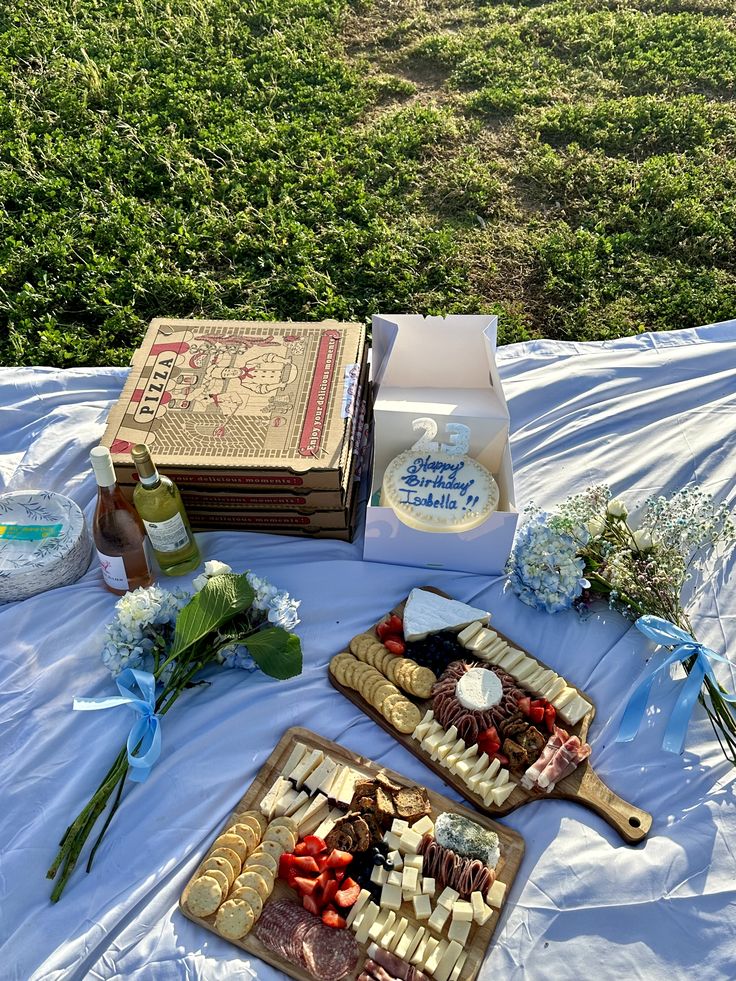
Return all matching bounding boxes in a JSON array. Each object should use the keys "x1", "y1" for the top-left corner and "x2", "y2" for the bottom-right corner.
[
  {"x1": 185, "y1": 810, "x2": 299, "y2": 942},
  {"x1": 458, "y1": 621, "x2": 593, "y2": 725}
]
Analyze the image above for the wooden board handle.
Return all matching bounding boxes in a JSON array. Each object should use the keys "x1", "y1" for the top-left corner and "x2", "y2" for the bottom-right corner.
[{"x1": 555, "y1": 764, "x2": 652, "y2": 844}]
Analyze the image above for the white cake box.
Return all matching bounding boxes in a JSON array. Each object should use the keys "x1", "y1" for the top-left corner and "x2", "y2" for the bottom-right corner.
[{"x1": 363, "y1": 314, "x2": 518, "y2": 575}]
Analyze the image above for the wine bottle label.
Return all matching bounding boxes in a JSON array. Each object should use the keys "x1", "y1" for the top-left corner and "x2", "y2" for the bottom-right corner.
[
  {"x1": 96, "y1": 551, "x2": 129, "y2": 590},
  {"x1": 142, "y1": 513, "x2": 190, "y2": 553}
]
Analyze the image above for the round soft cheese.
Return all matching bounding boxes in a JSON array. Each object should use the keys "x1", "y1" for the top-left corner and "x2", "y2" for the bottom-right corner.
[
  {"x1": 455, "y1": 667, "x2": 503, "y2": 711},
  {"x1": 381, "y1": 450, "x2": 499, "y2": 534},
  {"x1": 0, "y1": 491, "x2": 92, "y2": 603}
]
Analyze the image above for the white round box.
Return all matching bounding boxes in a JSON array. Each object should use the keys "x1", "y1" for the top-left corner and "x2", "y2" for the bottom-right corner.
[{"x1": 0, "y1": 491, "x2": 92, "y2": 603}]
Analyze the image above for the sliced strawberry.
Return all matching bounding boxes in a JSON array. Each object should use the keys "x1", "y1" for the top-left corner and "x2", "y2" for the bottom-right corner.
[
  {"x1": 322, "y1": 908, "x2": 347, "y2": 929},
  {"x1": 334, "y1": 869, "x2": 347, "y2": 882},
  {"x1": 302, "y1": 893, "x2": 321, "y2": 916},
  {"x1": 322, "y1": 878, "x2": 340, "y2": 906},
  {"x1": 384, "y1": 637, "x2": 405, "y2": 656},
  {"x1": 315, "y1": 853, "x2": 331, "y2": 872},
  {"x1": 302, "y1": 835, "x2": 327, "y2": 856},
  {"x1": 294, "y1": 875, "x2": 320, "y2": 896},
  {"x1": 294, "y1": 841, "x2": 309, "y2": 856},
  {"x1": 517, "y1": 696, "x2": 531, "y2": 716},
  {"x1": 315, "y1": 869, "x2": 331, "y2": 893},
  {"x1": 544, "y1": 704, "x2": 556, "y2": 732},
  {"x1": 279, "y1": 852, "x2": 298, "y2": 886},
  {"x1": 292, "y1": 855, "x2": 321, "y2": 874},
  {"x1": 325, "y1": 849, "x2": 353, "y2": 869},
  {"x1": 334, "y1": 877, "x2": 361, "y2": 907},
  {"x1": 529, "y1": 705, "x2": 545, "y2": 724}
]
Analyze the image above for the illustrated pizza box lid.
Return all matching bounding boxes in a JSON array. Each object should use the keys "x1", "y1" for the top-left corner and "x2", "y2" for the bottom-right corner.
[
  {"x1": 0, "y1": 491, "x2": 93, "y2": 603},
  {"x1": 102, "y1": 318, "x2": 367, "y2": 492},
  {"x1": 364, "y1": 314, "x2": 517, "y2": 576}
]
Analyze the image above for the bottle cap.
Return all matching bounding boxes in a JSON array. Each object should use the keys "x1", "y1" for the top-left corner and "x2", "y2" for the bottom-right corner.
[
  {"x1": 90, "y1": 446, "x2": 116, "y2": 487},
  {"x1": 131, "y1": 443, "x2": 157, "y2": 480}
]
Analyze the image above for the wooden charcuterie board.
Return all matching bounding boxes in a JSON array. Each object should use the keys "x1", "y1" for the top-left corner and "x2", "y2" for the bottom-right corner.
[
  {"x1": 180, "y1": 726, "x2": 525, "y2": 981},
  {"x1": 329, "y1": 589, "x2": 652, "y2": 845}
]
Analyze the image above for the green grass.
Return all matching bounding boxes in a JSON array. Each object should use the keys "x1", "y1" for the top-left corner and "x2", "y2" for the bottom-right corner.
[{"x1": 2, "y1": 0, "x2": 736, "y2": 365}]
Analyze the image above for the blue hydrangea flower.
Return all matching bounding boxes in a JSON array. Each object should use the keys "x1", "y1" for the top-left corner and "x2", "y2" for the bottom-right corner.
[{"x1": 507, "y1": 514, "x2": 589, "y2": 613}]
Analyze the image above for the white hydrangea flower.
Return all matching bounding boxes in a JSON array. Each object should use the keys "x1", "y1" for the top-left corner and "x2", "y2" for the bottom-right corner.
[{"x1": 204, "y1": 559, "x2": 232, "y2": 577}]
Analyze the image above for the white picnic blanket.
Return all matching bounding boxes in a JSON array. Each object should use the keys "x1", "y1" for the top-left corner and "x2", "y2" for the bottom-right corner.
[{"x1": 1, "y1": 321, "x2": 735, "y2": 981}]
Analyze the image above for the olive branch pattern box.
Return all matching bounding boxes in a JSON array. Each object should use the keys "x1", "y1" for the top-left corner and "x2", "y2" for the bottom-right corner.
[{"x1": 102, "y1": 319, "x2": 367, "y2": 504}]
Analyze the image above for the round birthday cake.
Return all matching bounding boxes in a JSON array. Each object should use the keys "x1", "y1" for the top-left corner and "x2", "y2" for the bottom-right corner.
[{"x1": 382, "y1": 447, "x2": 499, "y2": 533}]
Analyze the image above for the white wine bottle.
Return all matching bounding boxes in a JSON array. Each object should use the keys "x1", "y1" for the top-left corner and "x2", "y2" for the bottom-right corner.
[
  {"x1": 131, "y1": 444, "x2": 201, "y2": 576},
  {"x1": 90, "y1": 446, "x2": 154, "y2": 594}
]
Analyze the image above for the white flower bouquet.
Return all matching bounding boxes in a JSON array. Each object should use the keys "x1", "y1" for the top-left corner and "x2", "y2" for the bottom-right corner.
[
  {"x1": 47, "y1": 562, "x2": 302, "y2": 901},
  {"x1": 507, "y1": 486, "x2": 736, "y2": 765}
]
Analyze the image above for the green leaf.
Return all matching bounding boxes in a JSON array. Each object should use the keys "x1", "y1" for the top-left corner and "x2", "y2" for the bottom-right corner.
[
  {"x1": 171, "y1": 574, "x2": 254, "y2": 659},
  {"x1": 246, "y1": 627, "x2": 303, "y2": 680}
]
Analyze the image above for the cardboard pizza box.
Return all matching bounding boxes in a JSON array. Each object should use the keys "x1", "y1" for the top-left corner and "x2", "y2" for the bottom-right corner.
[{"x1": 102, "y1": 318, "x2": 367, "y2": 492}]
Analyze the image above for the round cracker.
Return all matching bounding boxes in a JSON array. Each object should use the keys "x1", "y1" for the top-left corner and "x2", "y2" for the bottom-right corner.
[
  {"x1": 186, "y1": 875, "x2": 223, "y2": 917},
  {"x1": 253, "y1": 839, "x2": 283, "y2": 860},
  {"x1": 234, "y1": 869, "x2": 272, "y2": 900},
  {"x1": 230, "y1": 823, "x2": 257, "y2": 853},
  {"x1": 268, "y1": 815, "x2": 298, "y2": 834},
  {"x1": 232, "y1": 815, "x2": 264, "y2": 842},
  {"x1": 264, "y1": 824, "x2": 296, "y2": 851},
  {"x1": 201, "y1": 866, "x2": 229, "y2": 896},
  {"x1": 229, "y1": 884, "x2": 263, "y2": 918},
  {"x1": 244, "y1": 852, "x2": 278, "y2": 874},
  {"x1": 214, "y1": 898, "x2": 254, "y2": 940},
  {"x1": 201, "y1": 855, "x2": 236, "y2": 887},
  {"x1": 389, "y1": 699, "x2": 422, "y2": 734},
  {"x1": 210, "y1": 846, "x2": 242, "y2": 876},
  {"x1": 214, "y1": 833, "x2": 248, "y2": 863},
  {"x1": 412, "y1": 666, "x2": 436, "y2": 699}
]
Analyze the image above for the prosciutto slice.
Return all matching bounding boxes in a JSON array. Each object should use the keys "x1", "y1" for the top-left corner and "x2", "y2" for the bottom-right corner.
[
  {"x1": 521, "y1": 726, "x2": 568, "y2": 789},
  {"x1": 537, "y1": 735, "x2": 591, "y2": 792},
  {"x1": 367, "y1": 945, "x2": 433, "y2": 981}
]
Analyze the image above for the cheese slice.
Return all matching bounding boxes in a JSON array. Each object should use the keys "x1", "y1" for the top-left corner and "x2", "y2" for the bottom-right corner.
[
  {"x1": 486, "y1": 878, "x2": 507, "y2": 908},
  {"x1": 434, "y1": 941, "x2": 463, "y2": 981},
  {"x1": 355, "y1": 902, "x2": 380, "y2": 943},
  {"x1": 457, "y1": 620, "x2": 484, "y2": 645},
  {"x1": 489, "y1": 783, "x2": 515, "y2": 806},
  {"x1": 411, "y1": 934, "x2": 431, "y2": 966},
  {"x1": 450, "y1": 952, "x2": 467, "y2": 981},
  {"x1": 403, "y1": 589, "x2": 490, "y2": 641},
  {"x1": 552, "y1": 686, "x2": 578, "y2": 710},
  {"x1": 455, "y1": 758, "x2": 476, "y2": 780},
  {"x1": 281, "y1": 742, "x2": 307, "y2": 780},
  {"x1": 540, "y1": 676, "x2": 567, "y2": 701},
  {"x1": 405, "y1": 925, "x2": 426, "y2": 960},
  {"x1": 259, "y1": 776, "x2": 290, "y2": 819},
  {"x1": 495, "y1": 647, "x2": 524, "y2": 671},
  {"x1": 369, "y1": 909, "x2": 392, "y2": 942},
  {"x1": 420, "y1": 937, "x2": 440, "y2": 972},
  {"x1": 511, "y1": 658, "x2": 539, "y2": 683},
  {"x1": 346, "y1": 888, "x2": 371, "y2": 926},
  {"x1": 447, "y1": 918, "x2": 471, "y2": 946},
  {"x1": 335, "y1": 767, "x2": 359, "y2": 808},
  {"x1": 529, "y1": 668, "x2": 556, "y2": 692},
  {"x1": 314, "y1": 806, "x2": 343, "y2": 840},
  {"x1": 424, "y1": 939, "x2": 449, "y2": 976},
  {"x1": 468, "y1": 752, "x2": 490, "y2": 777},
  {"x1": 464, "y1": 627, "x2": 495, "y2": 651},
  {"x1": 282, "y1": 790, "x2": 309, "y2": 817},
  {"x1": 290, "y1": 749, "x2": 324, "y2": 788},
  {"x1": 394, "y1": 924, "x2": 418, "y2": 959},
  {"x1": 300, "y1": 800, "x2": 331, "y2": 836},
  {"x1": 272, "y1": 786, "x2": 299, "y2": 817},
  {"x1": 560, "y1": 693, "x2": 593, "y2": 725},
  {"x1": 388, "y1": 917, "x2": 409, "y2": 951},
  {"x1": 294, "y1": 793, "x2": 328, "y2": 829},
  {"x1": 305, "y1": 756, "x2": 338, "y2": 795}
]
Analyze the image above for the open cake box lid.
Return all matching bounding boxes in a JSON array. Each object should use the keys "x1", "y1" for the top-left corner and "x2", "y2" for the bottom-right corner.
[{"x1": 369, "y1": 315, "x2": 513, "y2": 502}]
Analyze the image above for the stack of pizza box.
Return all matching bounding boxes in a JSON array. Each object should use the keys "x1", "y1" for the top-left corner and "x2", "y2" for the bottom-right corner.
[{"x1": 101, "y1": 318, "x2": 369, "y2": 540}]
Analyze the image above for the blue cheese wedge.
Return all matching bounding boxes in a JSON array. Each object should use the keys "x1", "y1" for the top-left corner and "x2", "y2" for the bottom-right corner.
[{"x1": 403, "y1": 589, "x2": 490, "y2": 641}]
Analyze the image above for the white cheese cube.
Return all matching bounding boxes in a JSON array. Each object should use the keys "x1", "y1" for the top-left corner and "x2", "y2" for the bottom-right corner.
[
  {"x1": 355, "y1": 902, "x2": 380, "y2": 944},
  {"x1": 467, "y1": 771, "x2": 487, "y2": 793},
  {"x1": 552, "y1": 685, "x2": 578, "y2": 710},
  {"x1": 438, "y1": 886, "x2": 460, "y2": 910},
  {"x1": 387, "y1": 870, "x2": 402, "y2": 887},
  {"x1": 420, "y1": 938, "x2": 440, "y2": 972},
  {"x1": 435, "y1": 742, "x2": 453, "y2": 762},
  {"x1": 541, "y1": 676, "x2": 567, "y2": 702},
  {"x1": 450, "y1": 952, "x2": 467, "y2": 981},
  {"x1": 422, "y1": 731, "x2": 445, "y2": 754},
  {"x1": 371, "y1": 864, "x2": 388, "y2": 886},
  {"x1": 475, "y1": 902, "x2": 493, "y2": 926},
  {"x1": 388, "y1": 917, "x2": 409, "y2": 952},
  {"x1": 445, "y1": 739, "x2": 466, "y2": 768},
  {"x1": 447, "y1": 918, "x2": 471, "y2": 945},
  {"x1": 468, "y1": 752, "x2": 490, "y2": 776},
  {"x1": 380, "y1": 882, "x2": 403, "y2": 911},
  {"x1": 424, "y1": 939, "x2": 449, "y2": 976},
  {"x1": 434, "y1": 940, "x2": 464, "y2": 981},
  {"x1": 561, "y1": 693, "x2": 593, "y2": 725},
  {"x1": 404, "y1": 853, "x2": 423, "y2": 871},
  {"x1": 413, "y1": 894, "x2": 432, "y2": 920},
  {"x1": 394, "y1": 924, "x2": 418, "y2": 960},
  {"x1": 399, "y1": 828, "x2": 423, "y2": 854},
  {"x1": 369, "y1": 909, "x2": 393, "y2": 942},
  {"x1": 487, "y1": 879, "x2": 507, "y2": 908},
  {"x1": 457, "y1": 620, "x2": 484, "y2": 645},
  {"x1": 383, "y1": 831, "x2": 402, "y2": 851},
  {"x1": 452, "y1": 900, "x2": 473, "y2": 922},
  {"x1": 428, "y1": 903, "x2": 450, "y2": 933},
  {"x1": 490, "y1": 783, "x2": 515, "y2": 806},
  {"x1": 402, "y1": 866, "x2": 419, "y2": 893},
  {"x1": 422, "y1": 876, "x2": 436, "y2": 896},
  {"x1": 387, "y1": 849, "x2": 403, "y2": 871},
  {"x1": 391, "y1": 818, "x2": 409, "y2": 835},
  {"x1": 412, "y1": 815, "x2": 434, "y2": 836},
  {"x1": 455, "y1": 758, "x2": 476, "y2": 780},
  {"x1": 471, "y1": 890, "x2": 485, "y2": 922}
]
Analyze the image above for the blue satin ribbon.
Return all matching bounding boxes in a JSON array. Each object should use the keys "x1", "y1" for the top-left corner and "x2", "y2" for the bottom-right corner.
[
  {"x1": 617, "y1": 615, "x2": 736, "y2": 754},
  {"x1": 74, "y1": 668, "x2": 162, "y2": 782}
]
